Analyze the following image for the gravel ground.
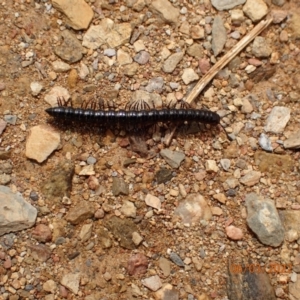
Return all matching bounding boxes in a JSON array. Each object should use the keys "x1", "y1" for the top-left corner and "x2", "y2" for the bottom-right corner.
[{"x1": 0, "y1": 0, "x2": 300, "y2": 299}]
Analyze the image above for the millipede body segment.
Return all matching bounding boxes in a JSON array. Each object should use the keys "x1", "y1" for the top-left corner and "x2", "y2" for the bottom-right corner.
[{"x1": 45, "y1": 106, "x2": 221, "y2": 126}]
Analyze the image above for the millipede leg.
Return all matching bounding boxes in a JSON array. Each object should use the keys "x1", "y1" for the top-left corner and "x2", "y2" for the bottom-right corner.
[{"x1": 57, "y1": 96, "x2": 71, "y2": 107}]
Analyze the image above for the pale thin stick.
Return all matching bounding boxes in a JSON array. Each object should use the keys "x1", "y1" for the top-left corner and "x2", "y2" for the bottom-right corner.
[{"x1": 164, "y1": 15, "x2": 273, "y2": 146}]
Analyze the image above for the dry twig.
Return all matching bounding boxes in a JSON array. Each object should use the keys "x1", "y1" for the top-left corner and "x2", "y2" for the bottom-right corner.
[{"x1": 164, "y1": 15, "x2": 273, "y2": 146}]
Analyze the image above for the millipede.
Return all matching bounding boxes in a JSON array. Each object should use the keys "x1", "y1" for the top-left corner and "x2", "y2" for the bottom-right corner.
[{"x1": 45, "y1": 97, "x2": 221, "y2": 131}]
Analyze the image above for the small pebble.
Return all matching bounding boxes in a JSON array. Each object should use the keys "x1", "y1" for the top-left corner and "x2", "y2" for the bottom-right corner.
[
  {"x1": 259, "y1": 133, "x2": 273, "y2": 152},
  {"x1": 4, "y1": 115, "x2": 17, "y2": 125},
  {"x1": 220, "y1": 159, "x2": 231, "y2": 171},
  {"x1": 225, "y1": 225, "x2": 244, "y2": 240},
  {"x1": 169, "y1": 252, "x2": 185, "y2": 267},
  {"x1": 87, "y1": 156, "x2": 97, "y2": 165},
  {"x1": 145, "y1": 193, "x2": 161, "y2": 210},
  {"x1": 104, "y1": 48, "x2": 116, "y2": 56}
]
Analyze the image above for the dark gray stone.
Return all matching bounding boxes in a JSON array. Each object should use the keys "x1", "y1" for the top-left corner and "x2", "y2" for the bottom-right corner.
[
  {"x1": 155, "y1": 168, "x2": 173, "y2": 184},
  {"x1": 245, "y1": 193, "x2": 284, "y2": 247},
  {"x1": 112, "y1": 177, "x2": 129, "y2": 196}
]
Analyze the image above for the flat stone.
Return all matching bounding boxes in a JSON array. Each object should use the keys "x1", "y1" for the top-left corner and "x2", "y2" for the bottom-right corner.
[
  {"x1": 245, "y1": 193, "x2": 284, "y2": 247},
  {"x1": 187, "y1": 43, "x2": 204, "y2": 58},
  {"x1": 60, "y1": 272, "x2": 80, "y2": 294},
  {"x1": 132, "y1": 231, "x2": 143, "y2": 246},
  {"x1": 155, "y1": 168, "x2": 173, "y2": 184},
  {"x1": 52, "y1": 60, "x2": 71, "y2": 72},
  {"x1": 174, "y1": 194, "x2": 212, "y2": 224},
  {"x1": 133, "y1": 40, "x2": 145, "y2": 52},
  {"x1": 79, "y1": 223, "x2": 93, "y2": 242},
  {"x1": 149, "y1": 0, "x2": 180, "y2": 24},
  {"x1": 41, "y1": 160, "x2": 74, "y2": 199},
  {"x1": 27, "y1": 244, "x2": 51, "y2": 262},
  {"x1": 43, "y1": 280, "x2": 57, "y2": 294},
  {"x1": 243, "y1": 0, "x2": 268, "y2": 22},
  {"x1": 160, "y1": 149, "x2": 185, "y2": 168},
  {"x1": 158, "y1": 257, "x2": 171, "y2": 277},
  {"x1": 133, "y1": 50, "x2": 150, "y2": 65},
  {"x1": 213, "y1": 193, "x2": 227, "y2": 204},
  {"x1": 211, "y1": 0, "x2": 246, "y2": 11},
  {"x1": 54, "y1": 30, "x2": 83, "y2": 63},
  {"x1": 145, "y1": 77, "x2": 164, "y2": 93},
  {"x1": 230, "y1": 9, "x2": 245, "y2": 24},
  {"x1": 161, "y1": 47, "x2": 171, "y2": 60},
  {"x1": 212, "y1": 16, "x2": 227, "y2": 57},
  {"x1": 79, "y1": 165, "x2": 95, "y2": 176},
  {"x1": 120, "y1": 200, "x2": 136, "y2": 218},
  {"x1": 271, "y1": 10, "x2": 288, "y2": 24},
  {"x1": 241, "y1": 97, "x2": 253, "y2": 113},
  {"x1": 145, "y1": 193, "x2": 161, "y2": 210},
  {"x1": 254, "y1": 151, "x2": 293, "y2": 177},
  {"x1": 44, "y1": 86, "x2": 70, "y2": 107},
  {"x1": 52, "y1": 0, "x2": 93, "y2": 30},
  {"x1": 65, "y1": 201, "x2": 95, "y2": 225},
  {"x1": 162, "y1": 52, "x2": 184, "y2": 73},
  {"x1": 142, "y1": 275, "x2": 162, "y2": 292},
  {"x1": 284, "y1": 130, "x2": 300, "y2": 149},
  {"x1": 83, "y1": 19, "x2": 132, "y2": 49},
  {"x1": 30, "y1": 82, "x2": 43, "y2": 96},
  {"x1": 104, "y1": 48, "x2": 116, "y2": 57},
  {"x1": 105, "y1": 216, "x2": 138, "y2": 249},
  {"x1": 182, "y1": 68, "x2": 199, "y2": 84},
  {"x1": 0, "y1": 185, "x2": 37, "y2": 236},
  {"x1": 117, "y1": 49, "x2": 132, "y2": 65},
  {"x1": 264, "y1": 106, "x2": 291, "y2": 133},
  {"x1": 252, "y1": 37, "x2": 272, "y2": 58},
  {"x1": 25, "y1": 125, "x2": 60, "y2": 163},
  {"x1": 123, "y1": 62, "x2": 139, "y2": 76},
  {"x1": 212, "y1": 206, "x2": 223, "y2": 216},
  {"x1": 112, "y1": 177, "x2": 129, "y2": 196},
  {"x1": 190, "y1": 25, "x2": 205, "y2": 39},
  {"x1": 205, "y1": 160, "x2": 219, "y2": 173},
  {"x1": 240, "y1": 171, "x2": 261, "y2": 186}
]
